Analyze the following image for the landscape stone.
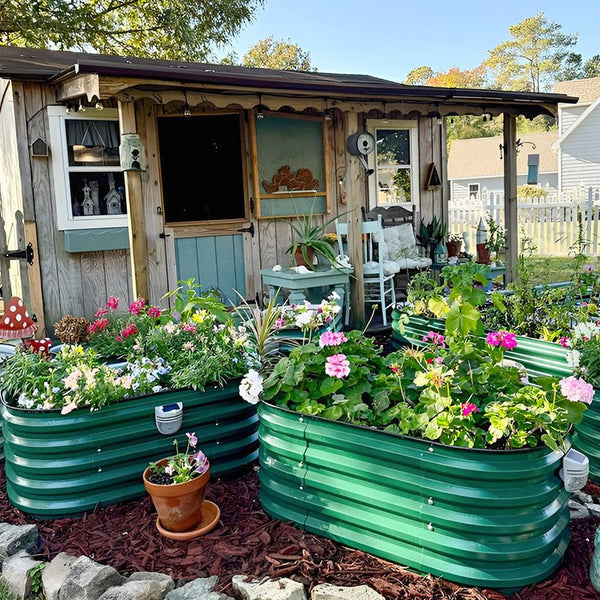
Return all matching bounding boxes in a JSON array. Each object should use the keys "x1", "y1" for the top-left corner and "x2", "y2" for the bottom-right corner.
[
  {"x1": 1, "y1": 550, "x2": 43, "y2": 600},
  {"x1": 0, "y1": 523, "x2": 39, "y2": 560},
  {"x1": 97, "y1": 580, "x2": 167, "y2": 600},
  {"x1": 165, "y1": 577, "x2": 231, "y2": 600},
  {"x1": 58, "y1": 555, "x2": 125, "y2": 600},
  {"x1": 129, "y1": 572, "x2": 175, "y2": 595},
  {"x1": 311, "y1": 583, "x2": 386, "y2": 600},
  {"x1": 585, "y1": 502, "x2": 600, "y2": 518},
  {"x1": 572, "y1": 491, "x2": 594, "y2": 504},
  {"x1": 42, "y1": 552, "x2": 79, "y2": 600},
  {"x1": 232, "y1": 575, "x2": 307, "y2": 600}
]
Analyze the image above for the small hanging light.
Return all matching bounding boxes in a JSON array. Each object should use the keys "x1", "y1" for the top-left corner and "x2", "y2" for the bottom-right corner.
[
  {"x1": 256, "y1": 93, "x2": 265, "y2": 119},
  {"x1": 95, "y1": 100, "x2": 104, "y2": 110},
  {"x1": 323, "y1": 98, "x2": 332, "y2": 122},
  {"x1": 183, "y1": 91, "x2": 191, "y2": 118},
  {"x1": 77, "y1": 99, "x2": 86, "y2": 112}
]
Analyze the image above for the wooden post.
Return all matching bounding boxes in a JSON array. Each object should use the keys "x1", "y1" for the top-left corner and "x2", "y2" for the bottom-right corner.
[
  {"x1": 503, "y1": 114, "x2": 518, "y2": 282},
  {"x1": 343, "y1": 112, "x2": 365, "y2": 327},
  {"x1": 119, "y1": 100, "x2": 149, "y2": 300}
]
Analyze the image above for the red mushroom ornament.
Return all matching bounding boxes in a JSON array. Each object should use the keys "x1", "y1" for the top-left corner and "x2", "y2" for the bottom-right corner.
[
  {"x1": 24, "y1": 337, "x2": 52, "y2": 356},
  {"x1": 0, "y1": 297, "x2": 38, "y2": 339}
]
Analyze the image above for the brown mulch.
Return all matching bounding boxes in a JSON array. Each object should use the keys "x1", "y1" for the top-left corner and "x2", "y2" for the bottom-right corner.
[{"x1": 0, "y1": 464, "x2": 598, "y2": 600}]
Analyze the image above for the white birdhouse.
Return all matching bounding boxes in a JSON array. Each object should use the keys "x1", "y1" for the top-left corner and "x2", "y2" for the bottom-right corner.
[
  {"x1": 476, "y1": 217, "x2": 488, "y2": 245},
  {"x1": 119, "y1": 133, "x2": 147, "y2": 171}
]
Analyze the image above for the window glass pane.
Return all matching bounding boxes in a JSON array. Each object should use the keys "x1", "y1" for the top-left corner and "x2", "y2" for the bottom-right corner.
[
  {"x1": 158, "y1": 114, "x2": 245, "y2": 222},
  {"x1": 376, "y1": 129, "x2": 410, "y2": 166},
  {"x1": 66, "y1": 120, "x2": 121, "y2": 167},
  {"x1": 377, "y1": 167, "x2": 411, "y2": 204},
  {"x1": 68, "y1": 172, "x2": 127, "y2": 217}
]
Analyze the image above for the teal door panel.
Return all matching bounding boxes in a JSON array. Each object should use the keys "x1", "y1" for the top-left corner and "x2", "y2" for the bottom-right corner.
[{"x1": 175, "y1": 235, "x2": 246, "y2": 305}]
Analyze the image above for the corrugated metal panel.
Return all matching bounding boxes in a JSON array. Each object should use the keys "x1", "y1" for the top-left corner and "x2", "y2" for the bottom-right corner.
[
  {"x1": 2, "y1": 382, "x2": 258, "y2": 516},
  {"x1": 259, "y1": 402, "x2": 569, "y2": 590}
]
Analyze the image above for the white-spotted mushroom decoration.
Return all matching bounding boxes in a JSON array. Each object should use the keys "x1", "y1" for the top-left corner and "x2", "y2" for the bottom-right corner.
[
  {"x1": 0, "y1": 297, "x2": 38, "y2": 339},
  {"x1": 24, "y1": 337, "x2": 52, "y2": 356}
]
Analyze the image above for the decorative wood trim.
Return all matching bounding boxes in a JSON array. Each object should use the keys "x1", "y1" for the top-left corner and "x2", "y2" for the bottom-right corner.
[{"x1": 55, "y1": 73, "x2": 101, "y2": 102}]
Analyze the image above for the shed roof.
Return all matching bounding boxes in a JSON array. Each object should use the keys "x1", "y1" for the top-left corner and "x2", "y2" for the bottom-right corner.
[
  {"x1": 0, "y1": 46, "x2": 578, "y2": 117},
  {"x1": 552, "y1": 77, "x2": 600, "y2": 105},
  {"x1": 448, "y1": 131, "x2": 558, "y2": 180}
]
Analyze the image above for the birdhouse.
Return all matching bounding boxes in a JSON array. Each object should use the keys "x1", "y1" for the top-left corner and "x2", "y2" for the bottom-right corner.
[
  {"x1": 433, "y1": 241, "x2": 448, "y2": 265},
  {"x1": 30, "y1": 138, "x2": 48, "y2": 158},
  {"x1": 476, "y1": 217, "x2": 488, "y2": 245},
  {"x1": 104, "y1": 173, "x2": 123, "y2": 215},
  {"x1": 119, "y1": 133, "x2": 147, "y2": 171}
]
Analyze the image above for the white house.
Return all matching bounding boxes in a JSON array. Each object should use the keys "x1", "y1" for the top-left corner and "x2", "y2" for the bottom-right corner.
[
  {"x1": 552, "y1": 76, "x2": 600, "y2": 193},
  {"x1": 448, "y1": 131, "x2": 558, "y2": 202}
]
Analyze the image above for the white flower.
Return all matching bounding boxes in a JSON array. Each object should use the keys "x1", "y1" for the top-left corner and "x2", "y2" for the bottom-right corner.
[
  {"x1": 566, "y1": 349, "x2": 581, "y2": 369},
  {"x1": 573, "y1": 321, "x2": 600, "y2": 342},
  {"x1": 295, "y1": 311, "x2": 314, "y2": 328},
  {"x1": 330, "y1": 291, "x2": 340, "y2": 300},
  {"x1": 239, "y1": 369, "x2": 263, "y2": 405},
  {"x1": 272, "y1": 264, "x2": 282, "y2": 272},
  {"x1": 152, "y1": 385, "x2": 163, "y2": 393}
]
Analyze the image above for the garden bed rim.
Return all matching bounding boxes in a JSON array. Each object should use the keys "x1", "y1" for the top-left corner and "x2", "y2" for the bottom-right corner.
[
  {"x1": 260, "y1": 400, "x2": 568, "y2": 456},
  {"x1": 0, "y1": 378, "x2": 243, "y2": 415}
]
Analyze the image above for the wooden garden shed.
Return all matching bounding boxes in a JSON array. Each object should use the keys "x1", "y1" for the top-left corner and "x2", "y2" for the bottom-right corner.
[{"x1": 0, "y1": 47, "x2": 577, "y2": 331}]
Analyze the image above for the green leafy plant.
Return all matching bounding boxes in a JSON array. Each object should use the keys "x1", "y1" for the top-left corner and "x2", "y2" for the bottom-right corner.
[
  {"x1": 147, "y1": 432, "x2": 208, "y2": 485},
  {"x1": 287, "y1": 209, "x2": 340, "y2": 269},
  {"x1": 485, "y1": 217, "x2": 506, "y2": 258},
  {"x1": 162, "y1": 278, "x2": 230, "y2": 323},
  {"x1": 28, "y1": 562, "x2": 46, "y2": 599}
]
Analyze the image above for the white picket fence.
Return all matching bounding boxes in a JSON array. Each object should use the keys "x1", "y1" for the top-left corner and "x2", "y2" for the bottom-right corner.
[{"x1": 449, "y1": 188, "x2": 600, "y2": 256}]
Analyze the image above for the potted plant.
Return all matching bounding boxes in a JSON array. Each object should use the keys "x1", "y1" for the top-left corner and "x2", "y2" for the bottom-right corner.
[
  {"x1": 485, "y1": 217, "x2": 506, "y2": 265},
  {"x1": 287, "y1": 210, "x2": 340, "y2": 270},
  {"x1": 446, "y1": 233, "x2": 462, "y2": 257},
  {"x1": 417, "y1": 216, "x2": 447, "y2": 260},
  {"x1": 143, "y1": 432, "x2": 219, "y2": 540}
]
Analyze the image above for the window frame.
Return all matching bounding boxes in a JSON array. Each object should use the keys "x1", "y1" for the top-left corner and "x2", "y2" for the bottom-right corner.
[
  {"x1": 366, "y1": 119, "x2": 419, "y2": 209},
  {"x1": 48, "y1": 106, "x2": 128, "y2": 231},
  {"x1": 468, "y1": 183, "x2": 480, "y2": 199}
]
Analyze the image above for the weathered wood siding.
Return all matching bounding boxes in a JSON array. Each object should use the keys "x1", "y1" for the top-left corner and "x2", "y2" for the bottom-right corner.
[{"x1": 7, "y1": 82, "x2": 133, "y2": 328}]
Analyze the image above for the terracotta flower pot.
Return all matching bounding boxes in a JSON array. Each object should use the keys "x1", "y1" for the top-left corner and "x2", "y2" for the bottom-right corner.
[
  {"x1": 446, "y1": 241, "x2": 461, "y2": 258},
  {"x1": 294, "y1": 246, "x2": 316, "y2": 269},
  {"x1": 476, "y1": 243, "x2": 491, "y2": 265},
  {"x1": 143, "y1": 458, "x2": 210, "y2": 532}
]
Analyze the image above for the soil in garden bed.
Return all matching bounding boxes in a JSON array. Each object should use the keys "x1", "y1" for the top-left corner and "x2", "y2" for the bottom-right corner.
[{"x1": 0, "y1": 463, "x2": 597, "y2": 600}]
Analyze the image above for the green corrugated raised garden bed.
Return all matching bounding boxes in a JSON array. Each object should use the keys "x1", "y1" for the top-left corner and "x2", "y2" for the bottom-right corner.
[
  {"x1": 259, "y1": 401, "x2": 569, "y2": 590},
  {"x1": 2, "y1": 383, "x2": 258, "y2": 516}
]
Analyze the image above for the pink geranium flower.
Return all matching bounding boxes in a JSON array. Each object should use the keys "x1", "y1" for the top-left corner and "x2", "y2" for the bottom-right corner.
[
  {"x1": 422, "y1": 331, "x2": 445, "y2": 347},
  {"x1": 106, "y1": 296, "x2": 119, "y2": 310},
  {"x1": 274, "y1": 318, "x2": 286, "y2": 329},
  {"x1": 182, "y1": 323, "x2": 196, "y2": 333},
  {"x1": 461, "y1": 402, "x2": 479, "y2": 417},
  {"x1": 560, "y1": 376, "x2": 594, "y2": 405},
  {"x1": 486, "y1": 330, "x2": 518, "y2": 350},
  {"x1": 325, "y1": 353, "x2": 350, "y2": 378},
  {"x1": 129, "y1": 298, "x2": 146, "y2": 315},
  {"x1": 559, "y1": 337, "x2": 571, "y2": 348},
  {"x1": 147, "y1": 306, "x2": 161, "y2": 318},
  {"x1": 319, "y1": 331, "x2": 348, "y2": 348}
]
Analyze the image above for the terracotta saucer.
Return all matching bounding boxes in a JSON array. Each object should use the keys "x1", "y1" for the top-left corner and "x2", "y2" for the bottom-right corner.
[{"x1": 155, "y1": 501, "x2": 220, "y2": 541}]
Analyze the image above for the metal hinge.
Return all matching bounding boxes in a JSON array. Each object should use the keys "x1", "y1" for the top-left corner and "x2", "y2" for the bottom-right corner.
[
  {"x1": 4, "y1": 242, "x2": 34, "y2": 266},
  {"x1": 237, "y1": 223, "x2": 255, "y2": 237}
]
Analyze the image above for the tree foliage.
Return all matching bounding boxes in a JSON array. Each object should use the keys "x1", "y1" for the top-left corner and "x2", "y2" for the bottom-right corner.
[
  {"x1": 242, "y1": 36, "x2": 313, "y2": 71},
  {"x1": 557, "y1": 53, "x2": 600, "y2": 81},
  {"x1": 486, "y1": 12, "x2": 577, "y2": 92},
  {"x1": 0, "y1": 0, "x2": 264, "y2": 61},
  {"x1": 425, "y1": 66, "x2": 486, "y2": 88},
  {"x1": 404, "y1": 66, "x2": 434, "y2": 85}
]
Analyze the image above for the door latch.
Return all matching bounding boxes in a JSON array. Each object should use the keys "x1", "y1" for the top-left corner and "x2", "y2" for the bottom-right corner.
[
  {"x1": 237, "y1": 223, "x2": 255, "y2": 237},
  {"x1": 4, "y1": 242, "x2": 34, "y2": 266}
]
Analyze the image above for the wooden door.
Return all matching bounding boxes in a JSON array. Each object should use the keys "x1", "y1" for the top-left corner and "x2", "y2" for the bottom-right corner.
[{"x1": 157, "y1": 112, "x2": 254, "y2": 305}]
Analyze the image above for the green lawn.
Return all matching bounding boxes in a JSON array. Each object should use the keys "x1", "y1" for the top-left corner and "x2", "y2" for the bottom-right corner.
[{"x1": 521, "y1": 257, "x2": 578, "y2": 285}]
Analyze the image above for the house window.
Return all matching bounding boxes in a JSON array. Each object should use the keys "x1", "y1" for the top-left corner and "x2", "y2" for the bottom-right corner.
[
  {"x1": 49, "y1": 107, "x2": 128, "y2": 230},
  {"x1": 367, "y1": 119, "x2": 419, "y2": 208},
  {"x1": 468, "y1": 183, "x2": 480, "y2": 199}
]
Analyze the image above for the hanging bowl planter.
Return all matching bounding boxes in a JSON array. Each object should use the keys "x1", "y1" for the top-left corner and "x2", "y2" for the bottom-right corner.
[
  {"x1": 1, "y1": 382, "x2": 258, "y2": 517},
  {"x1": 259, "y1": 401, "x2": 569, "y2": 590}
]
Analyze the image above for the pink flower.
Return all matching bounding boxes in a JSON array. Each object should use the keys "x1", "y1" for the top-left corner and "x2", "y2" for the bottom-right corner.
[
  {"x1": 186, "y1": 432, "x2": 198, "y2": 448},
  {"x1": 559, "y1": 337, "x2": 571, "y2": 348},
  {"x1": 584, "y1": 264, "x2": 595, "y2": 272},
  {"x1": 274, "y1": 318, "x2": 286, "y2": 329},
  {"x1": 106, "y1": 296, "x2": 119, "y2": 310},
  {"x1": 486, "y1": 330, "x2": 518, "y2": 350},
  {"x1": 325, "y1": 353, "x2": 350, "y2": 379},
  {"x1": 559, "y1": 376, "x2": 594, "y2": 405},
  {"x1": 164, "y1": 465, "x2": 174, "y2": 476},
  {"x1": 117, "y1": 323, "x2": 137, "y2": 341},
  {"x1": 319, "y1": 331, "x2": 348, "y2": 348},
  {"x1": 95, "y1": 308, "x2": 108, "y2": 317},
  {"x1": 129, "y1": 298, "x2": 146, "y2": 315},
  {"x1": 422, "y1": 331, "x2": 445, "y2": 347},
  {"x1": 461, "y1": 402, "x2": 479, "y2": 417},
  {"x1": 147, "y1": 306, "x2": 161, "y2": 318},
  {"x1": 435, "y1": 356, "x2": 444, "y2": 364},
  {"x1": 182, "y1": 323, "x2": 196, "y2": 333},
  {"x1": 87, "y1": 318, "x2": 109, "y2": 334},
  {"x1": 389, "y1": 363, "x2": 401, "y2": 374}
]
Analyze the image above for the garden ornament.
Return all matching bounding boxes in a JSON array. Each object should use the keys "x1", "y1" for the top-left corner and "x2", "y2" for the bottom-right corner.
[
  {"x1": 23, "y1": 337, "x2": 53, "y2": 356},
  {"x1": 0, "y1": 297, "x2": 38, "y2": 339},
  {"x1": 591, "y1": 526, "x2": 600, "y2": 592}
]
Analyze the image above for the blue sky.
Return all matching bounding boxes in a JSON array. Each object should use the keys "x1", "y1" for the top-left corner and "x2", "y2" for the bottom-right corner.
[{"x1": 219, "y1": 0, "x2": 600, "y2": 82}]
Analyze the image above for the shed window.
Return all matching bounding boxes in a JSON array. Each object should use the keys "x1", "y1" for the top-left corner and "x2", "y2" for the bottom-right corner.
[
  {"x1": 468, "y1": 183, "x2": 480, "y2": 199},
  {"x1": 157, "y1": 114, "x2": 245, "y2": 223},
  {"x1": 366, "y1": 119, "x2": 419, "y2": 209},
  {"x1": 48, "y1": 107, "x2": 128, "y2": 230}
]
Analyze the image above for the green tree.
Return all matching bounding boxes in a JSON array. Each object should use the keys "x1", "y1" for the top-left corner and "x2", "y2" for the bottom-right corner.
[
  {"x1": 557, "y1": 53, "x2": 600, "y2": 80},
  {"x1": 584, "y1": 55, "x2": 600, "y2": 78},
  {"x1": 243, "y1": 36, "x2": 313, "y2": 71},
  {"x1": 0, "y1": 0, "x2": 264, "y2": 61},
  {"x1": 486, "y1": 13, "x2": 577, "y2": 92}
]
